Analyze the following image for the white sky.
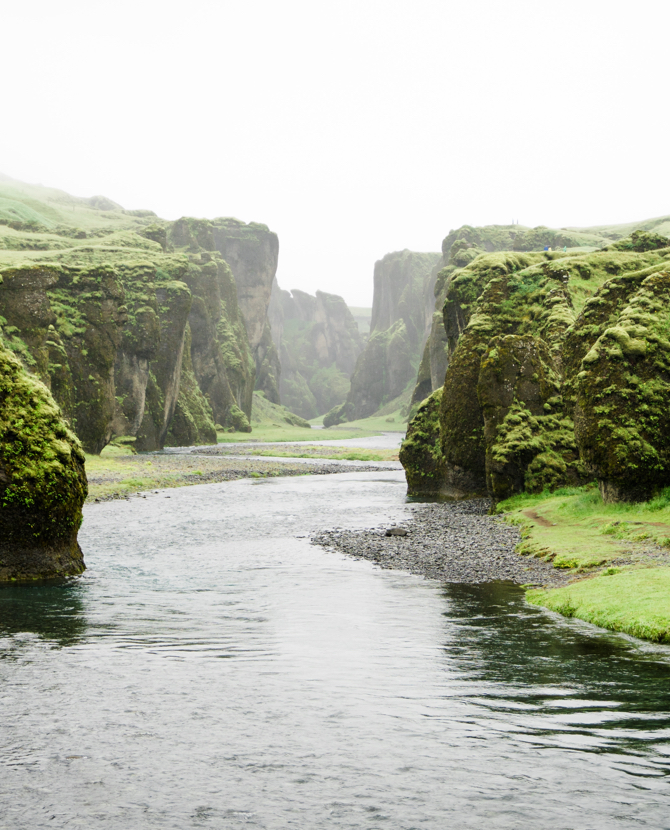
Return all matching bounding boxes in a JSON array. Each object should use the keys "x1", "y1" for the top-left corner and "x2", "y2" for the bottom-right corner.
[{"x1": 1, "y1": 0, "x2": 667, "y2": 306}]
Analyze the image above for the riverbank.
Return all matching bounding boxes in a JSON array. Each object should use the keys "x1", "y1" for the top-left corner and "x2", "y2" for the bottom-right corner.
[
  {"x1": 497, "y1": 485, "x2": 670, "y2": 643},
  {"x1": 85, "y1": 448, "x2": 398, "y2": 502},
  {"x1": 312, "y1": 499, "x2": 569, "y2": 587}
]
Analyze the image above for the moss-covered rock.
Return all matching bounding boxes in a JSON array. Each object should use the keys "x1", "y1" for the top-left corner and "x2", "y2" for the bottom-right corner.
[
  {"x1": 574, "y1": 270, "x2": 670, "y2": 501},
  {"x1": 403, "y1": 236, "x2": 670, "y2": 503},
  {"x1": 398, "y1": 388, "x2": 446, "y2": 495},
  {"x1": 478, "y1": 335, "x2": 587, "y2": 501},
  {"x1": 0, "y1": 339, "x2": 86, "y2": 580}
]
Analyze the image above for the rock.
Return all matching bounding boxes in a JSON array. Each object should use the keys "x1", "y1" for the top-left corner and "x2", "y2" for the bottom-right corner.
[
  {"x1": 398, "y1": 388, "x2": 447, "y2": 496},
  {"x1": 573, "y1": 270, "x2": 670, "y2": 501},
  {"x1": 270, "y1": 285, "x2": 363, "y2": 419},
  {"x1": 402, "y1": 237, "x2": 670, "y2": 503},
  {"x1": 0, "y1": 340, "x2": 87, "y2": 580},
  {"x1": 385, "y1": 527, "x2": 408, "y2": 536},
  {"x1": 338, "y1": 250, "x2": 441, "y2": 421}
]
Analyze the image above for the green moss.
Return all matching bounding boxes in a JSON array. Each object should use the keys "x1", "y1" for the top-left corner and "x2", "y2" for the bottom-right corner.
[
  {"x1": 399, "y1": 388, "x2": 446, "y2": 494},
  {"x1": 0, "y1": 339, "x2": 87, "y2": 579}
]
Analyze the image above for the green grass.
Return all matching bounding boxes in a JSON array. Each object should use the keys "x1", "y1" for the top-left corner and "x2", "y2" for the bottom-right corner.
[
  {"x1": 221, "y1": 407, "x2": 406, "y2": 443},
  {"x1": 527, "y1": 568, "x2": 670, "y2": 643},
  {"x1": 217, "y1": 424, "x2": 383, "y2": 443},
  {"x1": 498, "y1": 484, "x2": 670, "y2": 642},
  {"x1": 211, "y1": 445, "x2": 397, "y2": 462}
]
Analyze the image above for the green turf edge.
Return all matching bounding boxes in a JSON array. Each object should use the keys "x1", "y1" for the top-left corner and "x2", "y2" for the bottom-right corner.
[{"x1": 527, "y1": 567, "x2": 670, "y2": 643}]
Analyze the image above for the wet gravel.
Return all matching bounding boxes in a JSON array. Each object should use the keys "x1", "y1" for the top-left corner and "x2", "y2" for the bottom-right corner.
[{"x1": 312, "y1": 499, "x2": 570, "y2": 587}]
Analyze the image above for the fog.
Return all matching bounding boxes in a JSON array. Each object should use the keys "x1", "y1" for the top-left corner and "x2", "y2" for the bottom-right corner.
[{"x1": 1, "y1": 0, "x2": 666, "y2": 305}]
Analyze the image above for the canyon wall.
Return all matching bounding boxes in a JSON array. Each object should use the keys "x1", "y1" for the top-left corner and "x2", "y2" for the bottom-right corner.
[
  {"x1": 325, "y1": 249, "x2": 440, "y2": 425},
  {"x1": 268, "y1": 282, "x2": 363, "y2": 419},
  {"x1": 400, "y1": 229, "x2": 670, "y2": 503},
  {"x1": 0, "y1": 177, "x2": 279, "y2": 452}
]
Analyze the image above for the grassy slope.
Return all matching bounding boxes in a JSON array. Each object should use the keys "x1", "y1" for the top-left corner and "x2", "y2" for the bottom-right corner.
[{"x1": 498, "y1": 486, "x2": 670, "y2": 642}]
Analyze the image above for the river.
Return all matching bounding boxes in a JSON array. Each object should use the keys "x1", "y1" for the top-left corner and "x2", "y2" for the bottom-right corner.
[{"x1": 1, "y1": 469, "x2": 670, "y2": 828}]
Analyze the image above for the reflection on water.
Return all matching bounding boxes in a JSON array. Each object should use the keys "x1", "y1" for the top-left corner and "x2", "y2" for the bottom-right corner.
[
  {"x1": 1, "y1": 472, "x2": 669, "y2": 829},
  {"x1": 0, "y1": 580, "x2": 87, "y2": 648}
]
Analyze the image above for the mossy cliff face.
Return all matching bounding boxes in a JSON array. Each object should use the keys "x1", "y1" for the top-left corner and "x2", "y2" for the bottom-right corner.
[
  {"x1": 0, "y1": 183, "x2": 279, "y2": 451},
  {"x1": 271, "y1": 286, "x2": 363, "y2": 419},
  {"x1": 168, "y1": 216, "x2": 279, "y2": 402},
  {"x1": 181, "y1": 253, "x2": 254, "y2": 432},
  {"x1": 331, "y1": 250, "x2": 440, "y2": 424},
  {"x1": 478, "y1": 335, "x2": 587, "y2": 502},
  {"x1": 0, "y1": 339, "x2": 86, "y2": 580},
  {"x1": 398, "y1": 388, "x2": 446, "y2": 494},
  {"x1": 402, "y1": 238, "x2": 670, "y2": 502},
  {"x1": 410, "y1": 220, "x2": 670, "y2": 409},
  {"x1": 573, "y1": 270, "x2": 670, "y2": 502}
]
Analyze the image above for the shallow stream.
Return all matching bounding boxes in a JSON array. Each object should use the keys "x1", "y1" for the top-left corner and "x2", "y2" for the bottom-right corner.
[{"x1": 1, "y1": 471, "x2": 670, "y2": 828}]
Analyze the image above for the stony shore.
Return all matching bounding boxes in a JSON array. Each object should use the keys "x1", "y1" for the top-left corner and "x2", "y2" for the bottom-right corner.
[
  {"x1": 87, "y1": 452, "x2": 399, "y2": 502},
  {"x1": 312, "y1": 499, "x2": 570, "y2": 587}
]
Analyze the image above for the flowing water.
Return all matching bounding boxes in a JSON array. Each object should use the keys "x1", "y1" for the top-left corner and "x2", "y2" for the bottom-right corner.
[{"x1": 1, "y1": 470, "x2": 670, "y2": 829}]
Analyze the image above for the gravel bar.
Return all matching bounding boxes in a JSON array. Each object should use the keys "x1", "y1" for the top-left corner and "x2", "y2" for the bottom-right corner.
[{"x1": 312, "y1": 499, "x2": 570, "y2": 587}]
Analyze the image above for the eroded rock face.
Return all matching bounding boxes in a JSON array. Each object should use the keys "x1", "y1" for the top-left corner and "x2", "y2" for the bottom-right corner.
[
  {"x1": 272, "y1": 286, "x2": 363, "y2": 419},
  {"x1": 398, "y1": 388, "x2": 446, "y2": 495},
  {"x1": 402, "y1": 239, "x2": 670, "y2": 502},
  {"x1": 332, "y1": 250, "x2": 440, "y2": 423},
  {"x1": 478, "y1": 335, "x2": 585, "y2": 502},
  {"x1": 0, "y1": 340, "x2": 87, "y2": 580},
  {"x1": 573, "y1": 271, "x2": 670, "y2": 502}
]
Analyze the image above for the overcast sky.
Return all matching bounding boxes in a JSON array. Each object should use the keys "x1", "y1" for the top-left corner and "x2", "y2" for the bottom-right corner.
[{"x1": 1, "y1": 0, "x2": 666, "y2": 306}]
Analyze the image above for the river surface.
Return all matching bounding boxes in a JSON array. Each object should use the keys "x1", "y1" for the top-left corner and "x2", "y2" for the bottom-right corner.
[{"x1": 1, "y1": 470, "x2": 670, "y2": 829}]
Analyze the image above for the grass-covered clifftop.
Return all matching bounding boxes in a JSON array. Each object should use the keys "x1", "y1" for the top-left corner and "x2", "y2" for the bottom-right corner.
[
  {"x1": 0, "y1": 175, "x2": 278, "y2": 453},
  {"x1": 410, "y1": 218, "x2": 670, "y2": 409}
]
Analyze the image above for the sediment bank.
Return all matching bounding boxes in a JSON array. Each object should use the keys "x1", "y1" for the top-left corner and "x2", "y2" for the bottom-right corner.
[
  {"x1": 86, "y1": 452, "x2": 399, "y2": 502},
  {"x1": 312, "y1": 500, "x2": 570, "y2": 587}
]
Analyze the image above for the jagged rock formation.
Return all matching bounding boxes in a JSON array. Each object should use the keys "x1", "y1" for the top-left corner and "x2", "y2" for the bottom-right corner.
[
  {"x1": 168, "y1": 216, "x2": 280, "y2": 402},
  {"x1": 0, "y1": 177, "x2": 278, "y2": 452},
  {"x1": 401, "y1": 230, "x2": 670, "y2": 502},
  {"x1": 325, "y1": 250, "x2": 440, "y2": 425},
  {"x1": 268, "y1": 283, "x2": 363, "y2": 419},
  {"x1": 0, "y1": 338, "x2": 87, "y2": 580},
  {"x1": 410, "y1": 219, "x2": 670, "y2": 410}
]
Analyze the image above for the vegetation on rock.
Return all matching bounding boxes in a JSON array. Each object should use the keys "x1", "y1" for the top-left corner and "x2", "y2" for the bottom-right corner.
[
  {"x1": 0, "y1": 176, "x2": 279, "y2": 453},
  {"x1": 401, "y1": 231, "x2": 670, "y2": 503},
  {"x1": 0, "y1": 338, "x2": 86, "y2": 580}
]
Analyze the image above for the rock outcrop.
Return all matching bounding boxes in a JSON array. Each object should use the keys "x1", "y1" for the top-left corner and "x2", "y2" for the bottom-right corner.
[
  {"x1": 401, "y1": 233, "x2": 670, "y2": 502},
  {"x1": 0, "y1": 338, "x2": 87, "y2": 580},
  {"x1": 325, "y1": 249, "x2": 440, "y2": 425},
  {"x1": 410, "y1": 220, "x2": 670, "y2": 410},
  {"x1": 0, "y1": 179, "x2": 278, "y2": 452},
  {"x1": 269, "y1": 284, "x2": 363, "y2": 419}
]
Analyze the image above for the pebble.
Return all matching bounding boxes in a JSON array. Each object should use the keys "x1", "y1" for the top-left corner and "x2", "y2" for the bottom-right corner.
[{"x1": 312, "y1": 499, "x2": 570, "y2": 587}]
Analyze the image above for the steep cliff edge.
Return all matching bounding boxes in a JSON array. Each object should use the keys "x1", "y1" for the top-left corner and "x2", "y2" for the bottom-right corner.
[
  {"x1": 269, "y1": 283, "x2": 363, "y2": 418},
  {"x1": 168, "y1": 216, "x2": 280, "y2": 403},
  {"x1": 0, "y1": 338, "x2": 87, "y2": 580},
  {"x1": 0, "y1": 177, "x2": 273, "y2": 451},
  {"x1": 401, "y1": 231, "x2": 670, "y2": 502},
  {"x1": 410, "y1": 218, "x2": 670, "y2": 408},
  {"x1": 325, "y1": 249, "x2": 440, "y2": 425}
]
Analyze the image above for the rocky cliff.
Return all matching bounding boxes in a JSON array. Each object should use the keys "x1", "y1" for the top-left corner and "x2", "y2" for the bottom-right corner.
[
  {"x1": 0, "y1": 337, "x2": 87, "y2": 580},
  {"x1": 411, "y1": 218, "x2": 670, "y2": 408},
  {"x1": 401, "y1": 229, "x2": 670, "y2": 503},
  {"x1": 268, "y1": 283, "x2": 363, "y2": 419},
  {"x1": 325, "y1": 249, "x2": 441, "y2": 425},
  {"x1": 0, "y1": 176, "x2": 277, "y2": 452}
]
